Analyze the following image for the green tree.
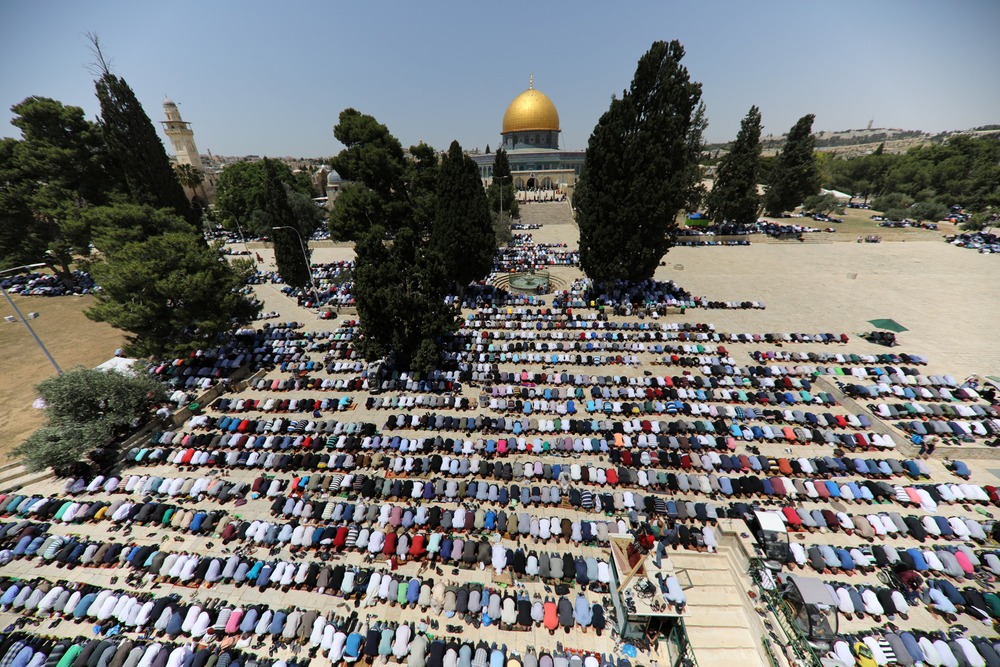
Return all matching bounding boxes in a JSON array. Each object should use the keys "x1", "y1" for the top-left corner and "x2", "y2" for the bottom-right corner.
[
  {"x1": 801, "y1": 193, "x2": 843, "y2": 215},
  {"x1": 763, "y1": 114, "x2": 821, "y2": 215},
  {"x1": 960, "y1": 212, "x2": 988, "y2": 232},
  {"x1": 353, "y1": 225, "x2": 457, "y2": 370},
  {"x1": 407, "y1": 142, "x2": 441, "y2": 236},
  {"x1": 575, "y1": 40, "x2": 706, "y2": 282},
  {"x1": 78, "y1": 203, "x2": 192, "y2": 257},
  {"x1": 91, "y1": 36, "x2": 194, "y2": 225},
  {"x1": 329, "y1": 110, "x2": 463, "y2": 368},
  {"x1": 757, "y1": 155, "x2": 777, "y2": 187},
  {"x1": 908, "y1": 201, "x2": 948, "y2": 223},
  {"x1": 706, "y1": 105, "x2": 762, "y2": 224},
  {"x1": 872, "y1": 192, "x2": 913, "y2": 213},
  {"x1": 261, "y1": 157, "x2": 311, "y2": 288},
  {"x1": 329, "y1": 109, "x2": 412, "y2": 240},
  {"x1": 215, "y1": 159, "x2": 319, "y2": 236},
  {"x1": 432, "y1": 140, "x2": 496, "y2": 288},
  {"x1": 0, "y1": 97, "x2": 114, "y2": 282},
  {"x1": 86, "y1": 232, "x2": 259, "y2": 356},
  {"x1": 173, "y1": 163, "x2": 204, "y2": 204},
  {"x1": 487, "y1": 147, "x2": 519, "y2": 220},
  {"x1": 13, "y1": 367, "x2": 165, "y2": 474}
]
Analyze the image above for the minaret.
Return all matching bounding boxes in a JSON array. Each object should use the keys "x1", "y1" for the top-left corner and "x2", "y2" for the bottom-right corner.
[{"x1": 161, "y1": 98, "x2": 204, "y2": 171}]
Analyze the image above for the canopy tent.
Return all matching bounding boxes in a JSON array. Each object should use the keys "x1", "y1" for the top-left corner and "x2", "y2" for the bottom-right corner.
[
  {"x1": 820, "y1": 188, "x2": 853, "y2": 202},
  {"x1": 95, "y1": 357, "x2": 140, "y2": 375},
  {"x1": 867, "y1": 319, "x2": 908, "y2": 333}
]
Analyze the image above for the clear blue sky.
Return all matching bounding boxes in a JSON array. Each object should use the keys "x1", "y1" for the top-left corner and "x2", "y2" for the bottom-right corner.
[{"x1": 2, "y1": 0, "x2": 998, "y2": 158}]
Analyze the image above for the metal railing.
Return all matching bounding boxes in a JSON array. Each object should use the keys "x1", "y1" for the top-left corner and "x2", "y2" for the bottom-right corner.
[
  {"x1": 748, "y1": 558, "x2": 823, "y2": 667},
  {"x1": 661, "y1": 619, "x2": 699, "y2": 667}
]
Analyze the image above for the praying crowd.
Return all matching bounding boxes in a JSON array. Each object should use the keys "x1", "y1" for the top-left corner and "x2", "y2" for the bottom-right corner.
[{"x1": 3, "y1": 216, "x2": 1000, "y2": 667}]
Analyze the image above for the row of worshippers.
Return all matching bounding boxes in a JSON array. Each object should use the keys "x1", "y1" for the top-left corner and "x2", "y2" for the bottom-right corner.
[
  {"x1": 831, "y1": 630, "x2": 1000, "y2": 667},
  {"x1": 0, "y1": 632, "x2": 300, "y2": 667},
  {"x1": 776, "y1": 504, "x2": 991, "y2": 541},
  {"x1": 820, "y1": 576, "x2": 1000, "y2": 625},
  {"x1": 309, "y1": 446, "x2": 936, "y2": 491},
  {"x1": 0, "y1": 513, "x2": 613, "y2": 588},
  {"x1": 365, "y1": 451, "x2": 928, "y2": 486},
  {"x1": 9, "y1": 467, "x2": 997, "y2": 540},
  {"x1": 13, "y1": 478, "x2": 995, "y2": 553},
  {"x1": 0, "y1": 575, "x2": 606, "y2": 638},
  {"x1": 782, "y1": 539, "x2": 997, "y2": 579},
  {"x1": 211, "y1": 396, "x2": 359, "y2": 414},
  {"x1": 750, "y1": 350, "x2": 928, "y2": 365},
  {"x1": 188, "y1": 415, "x2": 376, "y2": 437}
]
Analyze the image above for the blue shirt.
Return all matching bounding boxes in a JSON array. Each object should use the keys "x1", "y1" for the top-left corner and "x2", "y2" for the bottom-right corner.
[{"x1": 345, "y1": 633, "x2": 363, "y2": 658}]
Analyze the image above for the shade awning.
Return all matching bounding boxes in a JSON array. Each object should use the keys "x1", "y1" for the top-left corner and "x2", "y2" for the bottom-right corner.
[
  {"x1": 867, "y1": 319, "x2": 908, "y2": 332},
  {"x1": 788, "y1": 575, "x2": 837, "y2": 606}
]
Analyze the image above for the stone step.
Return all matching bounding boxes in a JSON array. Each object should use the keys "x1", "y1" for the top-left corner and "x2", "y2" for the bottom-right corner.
[
  {"x1": 0, "y1": 461, "x2": 21, "y2": 474},
  {"x1": 668, "y1": 554, "x2": 732, "y2": 571},
  {"x1": 691, "y1": 647, "x2": 768, "y2": 667},
  {"x1": 0, "y1": 467, "x2": 55, "y2": 492},
  {"x1": 683, "y1": 605, "x2": 752, "y2": 628},
  {"x1": 686, "y1": 625, "x2": 759, "y2": 649},
  {"x1": 0, "y1": 465, "x2": 28, "y2": 486},
  {"x1": 685, "y1": 584, "x2": 742, "y2": 601}
]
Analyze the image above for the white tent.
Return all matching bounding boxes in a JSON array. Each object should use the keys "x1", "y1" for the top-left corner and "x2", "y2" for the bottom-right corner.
[
  {"x1": 94, "y1": 357, "x2": 139, "y2": 375},
  {"x1": 820, "y1": 188, "x2": 852, "y2": 201}
]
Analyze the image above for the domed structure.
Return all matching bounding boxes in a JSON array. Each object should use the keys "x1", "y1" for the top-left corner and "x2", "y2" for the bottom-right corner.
[
  {"x1": 472, "y1": 75, "x2": 584, "y2": 192},
  {"x1": 502, "y1": 82, "x2": 560, "y2": 133},
  {"x1": 499, "y1": 76, "x2": 561, "y2": 152}
]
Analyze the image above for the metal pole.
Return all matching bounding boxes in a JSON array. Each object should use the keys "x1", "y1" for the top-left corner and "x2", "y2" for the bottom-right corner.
[
  {"x1": 273, "y1": 226, "x2": 322, "y2": 308},
  {"x1": 234, "y1": 218, "x2": 251, "y2": 254},
  {"x1": 0, "y1": 263, "x2": 63, "y2": 375}
]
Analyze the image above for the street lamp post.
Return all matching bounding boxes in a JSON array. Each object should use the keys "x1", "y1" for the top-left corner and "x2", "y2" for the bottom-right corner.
[
  {"x1": 233, "y1": 217, "x2": 251, "y2": 255},
  {"x1": 0, "y1": 262, "x2": 63, "y2": 375},
  {"x1": 272, "y1": 226, "x2": 322, "y2": 308}
]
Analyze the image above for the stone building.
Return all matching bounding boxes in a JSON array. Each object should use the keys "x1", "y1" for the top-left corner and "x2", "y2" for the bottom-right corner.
[
  {"x1": 472, "y1": 77, "x2": 585, "y2": 191},
  {"x1": 161, "y1": 98, "x2": 217, "y2": 204}
]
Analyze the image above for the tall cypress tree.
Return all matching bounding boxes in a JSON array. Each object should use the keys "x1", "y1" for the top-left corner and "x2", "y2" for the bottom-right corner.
[
  {"x1": 706, "y1": 105, "x2": 763, "y2": 225},
  {"x1": 262, "y1": 157, "x2": 311, "y2": 289},
  {"x1": 575, "y1": 40, "x2": 705, "y2": 283},
  {"x1": 92, "y1": 52, "x2": 194, "y2": 225},
  {"x1": 488, "y1": 147, "x2": 518, "y2": 219},
  {"x1": 764, "y1": 114, "x2": 821, "y2": 216},
  {"x1": 354, "y1": 225, "x2": 456, "y2": 371},
  {"x1": 432, "y1": 140, "x2": 496, "y2": 289}
]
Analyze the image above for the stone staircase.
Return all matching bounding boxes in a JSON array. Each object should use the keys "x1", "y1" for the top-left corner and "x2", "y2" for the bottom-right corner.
[
  {"x1": 0, "y1": 460, "x2": 55, "y2": 493},
  {"x1": 667, "y1": 550, "x2": 769, "y2": 667},
  {"x1": 517, "y1": 200, "x2": 575, "y2": 226}
]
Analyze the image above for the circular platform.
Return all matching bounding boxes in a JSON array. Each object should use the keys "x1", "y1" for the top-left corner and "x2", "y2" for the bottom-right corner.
[{"x1": 506, "y1": 271, "x2": 550, "y2": 294}]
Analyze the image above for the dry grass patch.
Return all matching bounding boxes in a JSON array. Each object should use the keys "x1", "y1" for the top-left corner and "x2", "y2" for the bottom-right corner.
[{"x1": 0, "y1": 294, "x2": 125, "y2": 461}]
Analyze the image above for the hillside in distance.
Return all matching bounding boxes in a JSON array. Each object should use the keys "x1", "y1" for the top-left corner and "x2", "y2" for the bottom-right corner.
[{"x1": 705, "y1": 124, "x2": 1000, "y2": 158}]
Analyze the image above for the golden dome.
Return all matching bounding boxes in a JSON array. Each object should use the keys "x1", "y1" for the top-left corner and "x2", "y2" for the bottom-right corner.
[{"x1": 502, "y1": 78, "x2": 560, "y2": 134}]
